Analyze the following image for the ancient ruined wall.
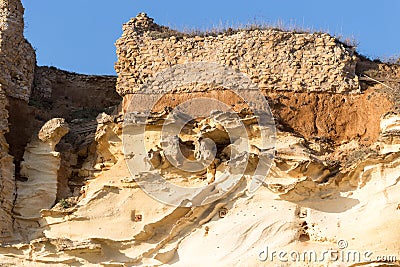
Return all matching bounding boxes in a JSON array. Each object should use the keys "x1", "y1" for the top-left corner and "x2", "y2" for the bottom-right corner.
[
  {"x1": 0, "y1": 0, "x2": 36, "y2": 101},
  {"x1": 115, "y1": 13, "x2": 359, "y2": 96}
]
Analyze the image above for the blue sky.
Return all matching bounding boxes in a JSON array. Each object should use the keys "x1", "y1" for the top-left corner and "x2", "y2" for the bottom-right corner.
[{"x1": 21, "y1": 0, "x2": 400, "y2": 75}]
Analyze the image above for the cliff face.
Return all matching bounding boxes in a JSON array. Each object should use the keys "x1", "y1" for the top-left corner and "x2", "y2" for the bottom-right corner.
[
  {"x1": 32, "y1": 67, "x2": 120, "y2": 118},
  {"x1": 0, "y1": 0, "x2": 120, "y2": 244},
  {"x1": 0, "y1": 0, "x2": 36, "y2": 101},
  {"x1": 0, "y1": 0, "x2": 35, "y2": 241},
  {"x1": 0, "y1": 8, "x2": 400, "y2": 267}
]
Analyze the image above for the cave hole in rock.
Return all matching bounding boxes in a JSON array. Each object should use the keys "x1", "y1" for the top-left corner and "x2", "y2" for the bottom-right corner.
[{"x1": 147, "y1": 118, "x2": 235, "y2": 185}]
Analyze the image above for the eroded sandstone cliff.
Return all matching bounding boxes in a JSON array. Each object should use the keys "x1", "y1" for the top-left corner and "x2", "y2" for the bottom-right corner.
[
  {"x1": 0, "y1": 0, "x2": 121, "y2": 245},
  {"x1": 0, "y1": 6, "x2": 399, "y2": 267},
  {"x1": 0, "y1": 0, "x2": 35, "y2": 241}
]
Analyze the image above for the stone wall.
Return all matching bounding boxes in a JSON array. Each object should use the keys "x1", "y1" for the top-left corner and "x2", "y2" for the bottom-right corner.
[
  {"x1": 115, "y1": 13, "x2": 359, "y2": 96},
  {"x1": 0, "y1": 0, "x2": 36, "y2": 101},
  {"x1": 0, "y1": 91, "x2": 14, "y2": 239},
  {"x1": 0, "y1": 0, "x2": 35, "y2": 241}
]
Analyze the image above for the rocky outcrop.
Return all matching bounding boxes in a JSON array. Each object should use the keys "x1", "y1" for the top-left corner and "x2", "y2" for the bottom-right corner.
[
  {"x1": 0, "y1": 0, "x2": 122, "y2": 247},
  {"x1": 0, "y1": 0, "x2": 35, "y2": 242},
  {"x1": 0, "y1": 8, "x2": 400, "y2": 267},
  {"x1": 0, "y1": 92, "x2": 14, "y2": 240},
  {"x1": 378, "y1": 112, "x2": 400, "y2": 153},
  {"x1": 13, "y1": 119, "x2": 69, "y2": 225},
  {"x1": 31, "y1": 66, "x2": 121, "y2": 121},
  {"x1": 115, "y1": 13, "x2": 358, "y2": 96},
  {"x1": 0, "y1": 105, "x2": 398, "y2": 266}
]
